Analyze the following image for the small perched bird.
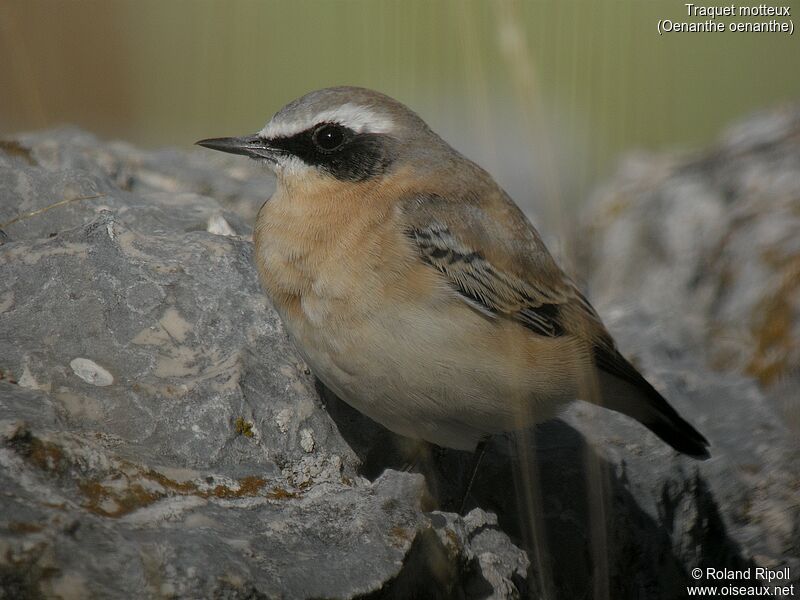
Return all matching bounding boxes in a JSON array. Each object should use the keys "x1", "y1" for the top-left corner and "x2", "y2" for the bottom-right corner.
[{"x1": 197, "y1": 86, "x2": 709, "y2": 461}]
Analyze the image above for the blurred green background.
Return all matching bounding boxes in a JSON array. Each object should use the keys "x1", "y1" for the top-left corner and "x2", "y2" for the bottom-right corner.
[{"x1": 2, "y1": 0, "x2": 798, "y2": 213}]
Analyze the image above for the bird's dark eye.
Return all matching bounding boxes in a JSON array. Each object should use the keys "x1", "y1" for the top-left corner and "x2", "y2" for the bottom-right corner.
[{"x1": 312, "y1": 124, "x2": 346, "y2": 152}]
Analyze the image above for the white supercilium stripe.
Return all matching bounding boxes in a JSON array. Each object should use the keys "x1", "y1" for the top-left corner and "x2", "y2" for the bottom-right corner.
[{"x1": 258, "y1": 103, "x2": 394, "y2": 139}]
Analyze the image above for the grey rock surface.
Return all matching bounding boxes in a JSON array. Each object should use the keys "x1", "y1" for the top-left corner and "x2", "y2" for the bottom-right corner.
[
  {"x1": 1, "y1": 111, "x2": 797, "y2": 599},
  {"x1": 580, "y1": 106, "x2": 800, "y2": 425},
  {"x1": 0, "y1": 130, "x2": 527, "y2": 599},
  {"x1": 561, "y1": 105, "x2": 800, "y2": 597}
]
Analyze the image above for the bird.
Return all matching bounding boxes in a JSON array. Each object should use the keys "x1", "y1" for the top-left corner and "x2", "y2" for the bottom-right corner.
[{"x1": 197, "y1": 86, "x2": 710, "y2": 465}]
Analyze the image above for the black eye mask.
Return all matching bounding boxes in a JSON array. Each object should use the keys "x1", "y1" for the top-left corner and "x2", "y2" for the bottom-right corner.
[{"x1": 266, "y1": 123, "x2": 394, "y2": 182}]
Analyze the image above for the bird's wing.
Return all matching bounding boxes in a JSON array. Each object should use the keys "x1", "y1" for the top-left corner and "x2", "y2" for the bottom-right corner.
[
  {"x1": 401, "y1": 192, "x2": 606, "y2": 341},
  {"x1": 401, "y1": 192, "x2": 710, "y2": 457}
]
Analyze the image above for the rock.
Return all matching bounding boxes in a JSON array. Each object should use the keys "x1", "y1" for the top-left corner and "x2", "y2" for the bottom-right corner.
[
  {"x1": 561, "y1": 105, "x2": 800, "y2": 596},
  {"x1": 0, "y1": 128, "x2": 274, "y2": 240},
  {"x1": 0, "y1": 130, "x2": 526, "y2": 599},
  {"x1": 580, "y1": 105, "x2": 800, "y2": 418},
  {"x1": 553, "y1": 317, "x2": 799, "y2": 599}
]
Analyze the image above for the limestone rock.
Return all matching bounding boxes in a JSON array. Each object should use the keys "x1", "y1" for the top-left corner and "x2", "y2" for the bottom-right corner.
[
  {"x1": 580, "y1": 105, "x2": 800, "y2": 410},
  {"x1": 0, "y1": 130, "x2": 526, "y2": 599}
]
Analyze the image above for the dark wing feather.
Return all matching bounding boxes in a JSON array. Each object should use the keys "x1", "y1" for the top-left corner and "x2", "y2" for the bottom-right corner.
[
  {"x1": 405, "y1": 212, "x2": 572, "y2": 338},
  {"x1": 402, "y1": 193, "x2": 654, "y2": 366}
]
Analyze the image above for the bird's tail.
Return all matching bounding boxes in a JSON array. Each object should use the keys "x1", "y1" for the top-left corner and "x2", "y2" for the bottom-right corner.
[{"x1": 592, "y1": 348, "x2": 710, "y2": 459}]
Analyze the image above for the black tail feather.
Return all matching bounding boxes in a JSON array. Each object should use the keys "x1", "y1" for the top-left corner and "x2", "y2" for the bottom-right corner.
[{"x1": 593, "y1": 344, "x2": 710, "y2": 460}]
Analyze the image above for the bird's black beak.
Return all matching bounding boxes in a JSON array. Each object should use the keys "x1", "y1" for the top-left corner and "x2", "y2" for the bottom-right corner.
[{"x1": 195, "y1": 134, "x2": 279, "y2": 161}]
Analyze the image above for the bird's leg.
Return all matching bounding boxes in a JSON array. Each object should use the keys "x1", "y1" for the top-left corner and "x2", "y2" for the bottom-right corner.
[{"x1": 459, "y1": 436, "x2": 490, "y2": 514}]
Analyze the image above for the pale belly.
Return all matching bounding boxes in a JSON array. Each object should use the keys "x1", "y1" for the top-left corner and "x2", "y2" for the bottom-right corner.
[{"x1": 277, "y1": 291, "x2": 576, "y2": 452}]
